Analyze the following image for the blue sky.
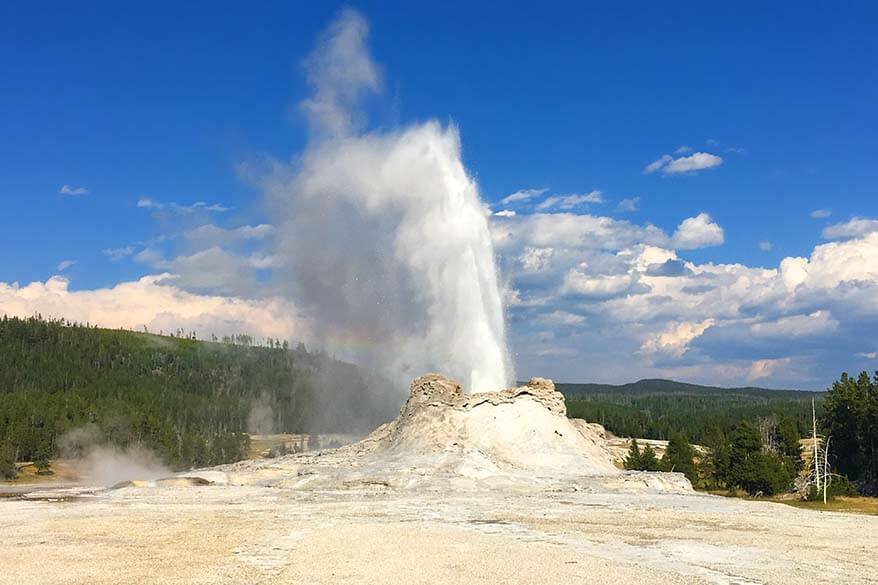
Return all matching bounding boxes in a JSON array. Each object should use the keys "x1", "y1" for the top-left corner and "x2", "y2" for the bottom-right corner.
[{"x1": 2, "y1": 2, "x2": 877, "y2": 389}]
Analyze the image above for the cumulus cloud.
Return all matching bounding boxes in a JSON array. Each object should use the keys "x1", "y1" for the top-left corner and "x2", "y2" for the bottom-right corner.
[
  {"x1": 493, "y1": 209, "x2": 516, "y2": 217},
  {"x1": 641, "y1": 319, "x2": 715, "y2": 359},
  {"x1": 535, "y1": 310, "x2": 586, "y2": 327},
  {"x1": 749, "y1": 311, "x2": 838, "y2": 338},
  {"x1": 492, "y1": 198, "x2": 878, "y2": 388},
  {"x1": 747, "y1": 358, "x2": 792, "y2": 382},
  {"x1": 562, "y1": 270, "x2": 647, "y2": 299},
  {"x1": 134, "y1": 247, "x2": 275, "y2": 297},
  {"x1": 822, "y1": 217, "x2": 878, "y2": 240},
  {"x1": 0, "y1": 275, "x2": 303, "y2": 341},
  {"x1": 491, "y1": 212, "x2": 670, "y2": 252},
  {"x1": 672, "y1": 213, "x2": 725, "y2": 249},
  {"x1": 59, "y1": 184, "x2": 88, "y2": 196},
  {"x1": 645, "y1": 152, "x2": 723, "y2": 175}
]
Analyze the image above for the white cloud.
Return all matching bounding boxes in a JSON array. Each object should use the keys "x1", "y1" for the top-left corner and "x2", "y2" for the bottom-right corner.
[
  {"x1": 747, "y1": 358, "x2": 792, "y2": 382},
  {"x1": 674, "y1": 146, "x2": 693, "y2": 154},
  {"x1": 749, "y1": 311, "x2": 838, "y2": 338},
  {"x1": 616, "y1": 197, "x2": 639, "y2": 212},
  {"x1": 644, "y1": 152, "x2": 723, "y2": 175},
  {"x1": 644, "y1": 155, "x2": 672, "y2": 174},
  {"x1": 536, "y1": 190, "x2": 603, "y2": 210},
  {"x1": 0, "y1": 275, "x2": 304, "y2": 341},
  {"x1": 663, "y1": 152, "x2": 723, "y2": 175},
  {"x1": 59, "y1": 185, "x2": 88, "y2": 196},
  {"x1": 56, "y1": 260, "x2": 76, "y2": 272},
  {"x1": 536, "y1": 310, "x2": 586, "y2": 327},
  {"x1": 672, "y1": 213, "x2": 724, "y2": 250},
  {"x1": 137, "y1": 198, "x2": 161, "y2": 209},
  {"x1": 500, "y1": 187, "x2": 547, "y2": 205},
  {"x1": 810, "y1": 208, "x2": 832, "y2": 219},
  {"x1": 493, "y1": 209, "x2": 516, "y2": 217},
  {"x1": 561, "y1": 270, "x2": 645, "y2": 299},
  {"x1": 706, "y1": 138, "x2": 720, "y2": 146},
  {"x1": 491, "y1": 212, "x2": 670, "y2": 252},
  {"x1": 102, "y1": 246, "x2": 135, "y2": 260},
  {"x1": 822, "y1": 217, "x2": 878, "y2": 240},
  {"x1": 857, "y1": 351, "x2": 877, "y2": 359},
  {"x1": 134, "y1": 247, "x2": 273, "y2": 296},
  {"x1": 641, "y1": 319, "x2": 715, "y2": 359},
  {"x1": 519, "y1": 247, "x2": 555, "y2": 272},
  {"x1": 494, "y1": 205, "x2": 878, "y2": 388},
  {"x1": 184, "y1": 223, "x2": 274, "y2": 246},
  {"x1": 759, "y1": 241, "x2": 773, "y2": 251},
  {"x1": 137, "y1": 198, "x2": 230, "y2": 213}
]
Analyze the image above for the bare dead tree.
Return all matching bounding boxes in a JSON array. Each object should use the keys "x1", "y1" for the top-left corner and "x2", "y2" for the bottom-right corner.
[{"x1": 797, "y1": 398, "x2": 838, "y2": 502}]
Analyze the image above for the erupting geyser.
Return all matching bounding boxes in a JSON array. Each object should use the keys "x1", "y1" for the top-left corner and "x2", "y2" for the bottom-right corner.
[{"x1": 266, "y1": 9, "x2": 512, "y2": 392}]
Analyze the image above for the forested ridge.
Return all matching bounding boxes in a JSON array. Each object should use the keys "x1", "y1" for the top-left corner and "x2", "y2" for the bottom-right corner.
[
  {"x1": 561, "y1": 377, "x2": 878, "y2": 496},
  {"x1": 0, "y1": 315, "x2": 384, "y2": 477},
  {"x1": 560, "y1": 379, "x2": 820, "y2": 444},
  {"x1": 3, "y1": 315, "x2": 875, "y2": 497}
]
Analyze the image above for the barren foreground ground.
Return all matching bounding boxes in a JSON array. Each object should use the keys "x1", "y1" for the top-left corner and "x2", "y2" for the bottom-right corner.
[
  {"x1": 4, "y1": 377, "x2": 876, "y2": 585},
  {"x1": 2, "y1": 481, "x2": 878, "y2": 585}
]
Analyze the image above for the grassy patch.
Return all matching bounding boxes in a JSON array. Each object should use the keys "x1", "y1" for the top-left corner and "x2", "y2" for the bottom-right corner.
[{"x1": 774, "y1": 496, "x2": 878, "y2": 516}]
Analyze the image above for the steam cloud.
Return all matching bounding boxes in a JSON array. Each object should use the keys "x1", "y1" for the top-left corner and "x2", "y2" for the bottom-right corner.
[
  {"x1": 59, "y1": 426, "x2": 170, "y2": 486},
  {"x1": 262, "y1": 9, "x2": 512, "y2": 392}
]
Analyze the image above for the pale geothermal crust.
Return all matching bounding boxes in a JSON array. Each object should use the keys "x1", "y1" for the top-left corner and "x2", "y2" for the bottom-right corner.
[{"x1": 2, "y1": 375, "x2": 877, "y2": 585}]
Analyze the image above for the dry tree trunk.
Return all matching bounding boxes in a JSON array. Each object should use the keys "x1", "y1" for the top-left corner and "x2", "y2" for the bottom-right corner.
[{"x1": 813, "y1": 398, "x2": 820, "y2": 491}]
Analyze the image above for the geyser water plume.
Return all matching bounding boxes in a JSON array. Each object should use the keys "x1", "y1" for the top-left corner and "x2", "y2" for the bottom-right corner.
[{"x1": 265, "y1": 10, "x2": 512, "y2": 392}]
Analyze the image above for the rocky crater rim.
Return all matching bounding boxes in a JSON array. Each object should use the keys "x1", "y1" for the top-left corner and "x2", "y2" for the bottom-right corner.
[{"x1": 404, "y1": 373, "x2": 567, "y2": 416}]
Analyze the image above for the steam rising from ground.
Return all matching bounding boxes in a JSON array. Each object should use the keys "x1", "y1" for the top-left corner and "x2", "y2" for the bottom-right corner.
[
  {"x1": 264, "y1": 10, "x2": 512, "y2": 392},
  {"x1": 59, "y1": 426, "x2": 169, "y2": 486}
]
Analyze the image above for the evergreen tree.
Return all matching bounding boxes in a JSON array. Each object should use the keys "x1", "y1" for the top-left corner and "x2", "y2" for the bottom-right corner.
[
  {"x1": 623, "y1": 438, "x2": 642, "y2": 470},
  {"x1": 0, "y1": 315, "x2": 386, "y2": 473},
  {"x1": 702, "y1": 426, "x2": 731, "y2": 488},
  {"x1": 821, "y1": 371, "x2": 878, "y2": 493},
  {"x1": 727, "y1": 422, "x2": 794, "y2": 495},
  {"x1": 776, "y1": 416, "x2": 803, "y2": 472},
  {"x1": 663, "y1": 431, "x2": 696, "y2": 483},
  {"x1": 639, "y1": 444, "x2": 662, "y2": 471}
]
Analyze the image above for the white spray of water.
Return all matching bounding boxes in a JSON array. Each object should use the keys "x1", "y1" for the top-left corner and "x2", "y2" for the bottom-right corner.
[{"x1": 264, "y1": 10, "x2": 512, "y2": 392}]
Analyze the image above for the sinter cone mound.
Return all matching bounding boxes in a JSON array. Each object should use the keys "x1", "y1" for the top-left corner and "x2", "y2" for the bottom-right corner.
[{"x1": 221, "y1": 374, "x2": 693, "y2": 493}]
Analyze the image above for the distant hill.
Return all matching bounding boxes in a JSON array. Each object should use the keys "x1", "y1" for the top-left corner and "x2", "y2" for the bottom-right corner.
[
  {"x1": 0, "y1": 315, "x2": 394, "y2": 476},
  {"x1": 557, "y1": 378, "x2": 823, "y2": 444},
  {"x1": 556, "y1": 378, "x2": 819, "y2": 401}
]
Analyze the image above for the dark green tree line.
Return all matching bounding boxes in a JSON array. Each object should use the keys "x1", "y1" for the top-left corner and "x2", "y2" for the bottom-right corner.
[{"x1": 0, "y1": 315, "x2": 387, "y2": 479}]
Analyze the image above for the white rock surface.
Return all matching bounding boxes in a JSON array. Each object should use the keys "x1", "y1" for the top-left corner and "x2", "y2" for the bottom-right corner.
[
  {"x1": 217, "y1": 373, "x2": 691, "y2": 492},
  {"x1": 2, "y1": 374, "x2": 875, "y2": 584}
]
